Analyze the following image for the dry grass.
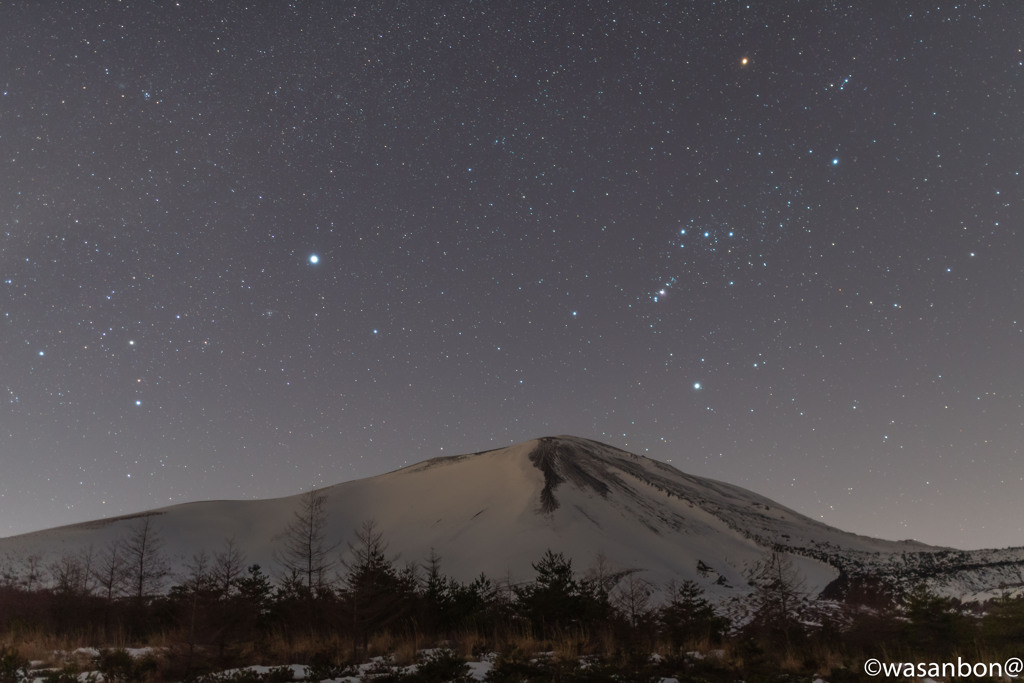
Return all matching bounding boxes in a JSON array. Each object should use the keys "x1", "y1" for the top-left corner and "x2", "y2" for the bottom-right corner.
[
  {"x1": 2, "y1": 622, "x2": 896, "y2": 683},
  {"x1": 450, "y1": 627, "x2": 489, "y2": 659},
  {"x1": 500, "y1": 628, "x2": 545, "y2": 657},
  {"x1": 776, "y1": 648, "x2": 805, "y2": 672},
  {"x1": 255, "y1": 628, "x2": 358, "y2": 665},
  {"x1": 364, "y1": 631, "x2": 418, "y2": 665},
  {"x1": 2, "y1": 625, "x2": 133, "y2": 668},
  {"x1": 551, "y1": 627, "x2": 589, "y2": 661}
]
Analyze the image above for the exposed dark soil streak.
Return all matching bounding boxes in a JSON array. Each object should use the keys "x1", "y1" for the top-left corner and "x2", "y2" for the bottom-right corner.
[{"x1": 528, "y1": 436, "x2": 611, "y2": 513}]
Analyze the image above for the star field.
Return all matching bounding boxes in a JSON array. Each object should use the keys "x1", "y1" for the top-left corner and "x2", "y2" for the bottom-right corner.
[{"x1": 2, "y1": 1, "x2": 1022, "y2": 549}]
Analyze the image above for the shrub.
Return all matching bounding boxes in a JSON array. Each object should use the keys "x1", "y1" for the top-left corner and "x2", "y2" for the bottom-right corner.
[
  {"x1": 408, "y1": 649, "x2": 472, "y2": 682},
  {"x1": 93, "y1": 648, "x2": 159, "y2": 682},
  {"x1": 0, "y1": 645, "x2": 29, "y2": 683}
]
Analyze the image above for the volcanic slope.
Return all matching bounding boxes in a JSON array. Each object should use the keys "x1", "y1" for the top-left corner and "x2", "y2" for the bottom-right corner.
[{"x1": 2, "y1": 436, "x2": 1022, "y2": 601}]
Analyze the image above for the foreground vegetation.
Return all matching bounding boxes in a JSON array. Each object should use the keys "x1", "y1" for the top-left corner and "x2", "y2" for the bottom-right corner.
[{"x1": 1, "y1": 496, "x2": 1022, "y2": 681}]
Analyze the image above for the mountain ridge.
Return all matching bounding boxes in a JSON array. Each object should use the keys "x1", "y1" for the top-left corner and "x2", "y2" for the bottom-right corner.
[{"x1": 2, "y1": 435, "x2": 1022, "y2": 603}]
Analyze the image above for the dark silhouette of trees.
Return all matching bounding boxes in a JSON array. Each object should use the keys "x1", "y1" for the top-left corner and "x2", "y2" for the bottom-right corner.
[
  {"x1": 418, "y1": 548, "x2": 448, "y2": 634},
  {"x1": 5, "y1": 528, "x2": 1023, "y2": 683},
  {"x1": 170, "y1": 550, "x2": 219, "y2": 664},
  {"x1": 19, "y1": 555, "x2": 43, "y2": 593},
  {"x1": 980, "y1": 589, "x2": 1024, "y2": 656},
  {"x1": 342, "y1": 520, "x2": 416, "y2": 649},
  {"x1": 236, "y1": 564, "x2": 273, "y2": 617},
  {"x1": 417, "y1": 550, "x2": 505, "y2": 637},
  {"x1": 49, "y1": 547, "x2": 94, "y2": 598},
  {"x1": 234, "y1": 563, "x2": 274, "y2": 641},
  {"x1": 515, "y1": 549, "x2": 611, "y2": 637},
  {"x1": 612, "y1": 573, "x2": 655, "y2": 630},
  {"x1": 902, "y1": 584, "x2": 973, "y2": 658},
  {"x1": 47, "y1": 548, "x2": 100, "y2": 634},
  {"x1": 659, "y1": 580, "x2": 728, "y2": 650},
  {"x1": 742, "y1": 551, "x2": 808, "y2": 648}
]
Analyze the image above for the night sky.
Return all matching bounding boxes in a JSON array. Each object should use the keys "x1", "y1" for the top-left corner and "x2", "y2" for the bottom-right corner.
[{"x1": 2, "y1": 2, "x2": 1022, "y2": 549}]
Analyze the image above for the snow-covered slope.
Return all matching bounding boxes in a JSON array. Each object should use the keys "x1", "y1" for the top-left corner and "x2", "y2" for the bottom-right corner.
[{"x1": 2, "y1": 436, "x2": 1022, "y2": 602}]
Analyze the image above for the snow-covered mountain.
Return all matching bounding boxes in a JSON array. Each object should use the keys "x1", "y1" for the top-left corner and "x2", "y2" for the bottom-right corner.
[{"x1": 2, "y1": 436, "x2": 1022, "y2": 603}]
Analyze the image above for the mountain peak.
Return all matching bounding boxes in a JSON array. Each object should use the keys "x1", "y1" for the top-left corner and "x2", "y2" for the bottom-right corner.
[
  {"x1": 410, "y1": 435, "x2": 653, "y2": 515},
  {"x1": 529, "y1": 436, "x2": 613, "y2": 512}
]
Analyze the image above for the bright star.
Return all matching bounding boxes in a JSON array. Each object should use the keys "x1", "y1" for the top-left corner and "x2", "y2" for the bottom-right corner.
[
  {"x1": 693, "y1": 382, "x2": 702, "y2": 390},
  {"x1": 309, "y1": 254, "x2": 319, "y2": 264}
]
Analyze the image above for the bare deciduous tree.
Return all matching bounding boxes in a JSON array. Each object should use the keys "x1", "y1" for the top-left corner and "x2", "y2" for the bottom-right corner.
[
  {"x1": 274, "y1": 489, "x2": 337, "y2": 596},
  {"x1": 612, "y1": 572, "x2": 655, "y2": 628},
  {"x1": 744, "y1": 551, "x2": 809, "y2": 646},
  {"x1": 93, "y1": 539, "x2": 129, "y2": 602},
  {"x1": 50, "y1": 546, "x2": 95, "y2": 596},
  {"x1": 181, "y1": 549, "x2": 213, "y2": 593},
  {"x1": 213, "y1": 537, "x2": 246, "y2": 596},
  {"x1": 122, "y1": 514, "x2": 170, "y2": 602},
  {"x1": 21, "y1": 554, "x2": 44, "y2": 592}
]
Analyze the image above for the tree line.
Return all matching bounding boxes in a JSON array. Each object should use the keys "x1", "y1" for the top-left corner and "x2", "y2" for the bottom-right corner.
[{"x1": 2, "y1": 490, "x2": 1023, "y2": 680}]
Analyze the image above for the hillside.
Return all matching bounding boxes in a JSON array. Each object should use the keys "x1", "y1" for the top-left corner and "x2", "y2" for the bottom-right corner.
[{"x1": 2, "y1": 435, "x2": 1022, "y2": 602}]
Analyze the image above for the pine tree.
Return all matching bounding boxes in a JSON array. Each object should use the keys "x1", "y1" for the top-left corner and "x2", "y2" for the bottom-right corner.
[
  {"x1": 516, "y1": 549, "x2": 609, "y2": 636},
  {"x1": 980, "y1": 590, "x2": 1024, "y2": 656},
  {"x1": 342, "y1": 520, "x2": 415, "y2": 647},
  {"x1": 903, "y1": 584, "x2": 972, "y2": 657},
  {"x1": 659, "y1": 580, "x2": 728, "y2": 650},
  {"x1": 420, "y1": 548, "x2": 449, "y2": 632},
  {"x1": 235, "y1": 564, "x2": 274, "y2": 628}
]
